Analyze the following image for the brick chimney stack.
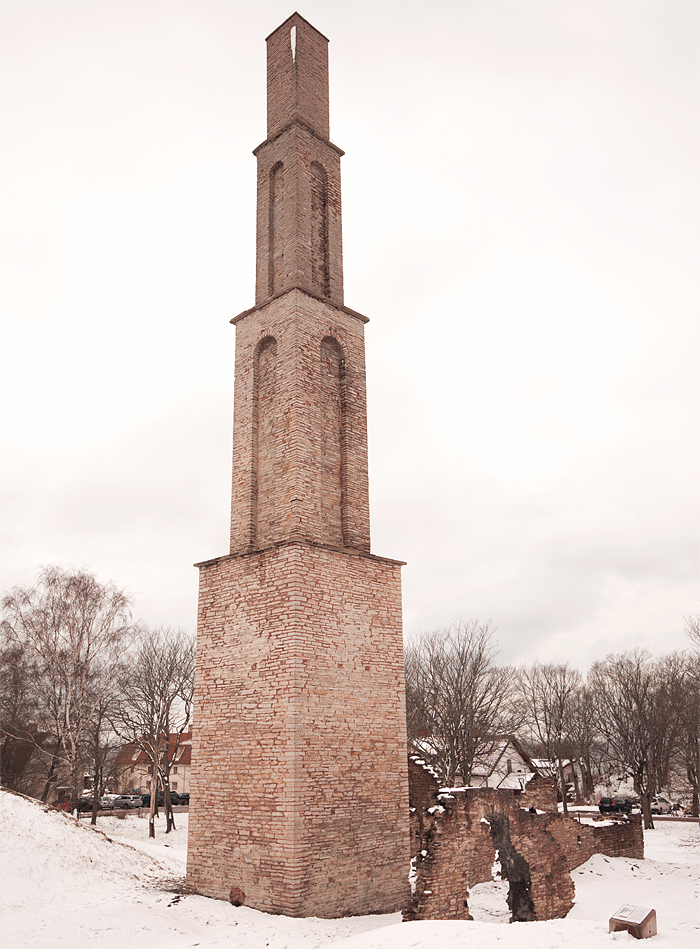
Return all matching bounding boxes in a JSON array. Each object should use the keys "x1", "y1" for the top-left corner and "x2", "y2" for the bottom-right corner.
[
  {"x1": 254, "y1": 13, "x2": 344, "y2": 308},
  {"x1": 186, "y1": 14, "x2": 409, "y2": 918}
]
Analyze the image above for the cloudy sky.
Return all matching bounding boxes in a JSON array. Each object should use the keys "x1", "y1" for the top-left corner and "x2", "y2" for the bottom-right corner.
[{"x1": 1, "y1": 0, "x2": 697, "y2": 669}]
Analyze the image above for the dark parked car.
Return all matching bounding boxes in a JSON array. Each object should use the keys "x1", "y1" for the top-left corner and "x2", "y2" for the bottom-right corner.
[
  {"x1": 178, "y1": 792, "x2": 189, "y2": 805},
  {"x1": 76, "y1": 797, "x2": 96, "y2": 812},
  {"x1": 140, "y1": 793, "x2": 165, "y2": 808},
  {"x1": 599, "y1": 796, "x2": 633, "y2": 815},
  {"x1": 168, "y1": 790, "x2": 180, "y2": 805}
]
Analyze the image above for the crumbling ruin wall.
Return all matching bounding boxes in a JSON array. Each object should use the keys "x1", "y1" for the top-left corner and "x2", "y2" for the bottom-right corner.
[
  {"x1": 408, "y1": 756, "x2": 440, "y2": 811},
  {"x1": 405, "y1": 789, "x2": 575, "y2": 922},
  {"x1": 405, "y1": 791, "x2": 496, "y2": 921},
  {"x1": 542, "y1": 811, "x2": 644, "y2": 870},
  {"x1": 405, "y1": 760, "x2": 644, "y2": 924},
  {"x1": 519, "y1": 773, "x2": 558, "y2": 813},
  {"x1": 408, "y1": 756, "x2": 441, "y2": 859}
]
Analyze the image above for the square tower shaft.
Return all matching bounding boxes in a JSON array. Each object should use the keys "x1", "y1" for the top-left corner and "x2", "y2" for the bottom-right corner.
[{"x1": 186, "y1": 14, "x2": 409, "y2": 917}]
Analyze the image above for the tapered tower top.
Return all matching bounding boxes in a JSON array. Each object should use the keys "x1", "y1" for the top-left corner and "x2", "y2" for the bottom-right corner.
[
  {"x1": 250, "y1": 12, "x2": 345, "y2": 308},
  {"x1": 266, "y1": 13, "x2": 330, "y2": 141}
]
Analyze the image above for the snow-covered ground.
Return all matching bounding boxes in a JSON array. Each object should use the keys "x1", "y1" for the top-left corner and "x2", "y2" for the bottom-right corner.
[{"x1": 1, "y1": 789, "x2": 698, "y2": 948}]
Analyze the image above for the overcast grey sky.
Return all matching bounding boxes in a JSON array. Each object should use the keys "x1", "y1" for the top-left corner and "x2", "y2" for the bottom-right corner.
[{"x1": 1, "y1": 0, "x2": 698, "y2": 668}]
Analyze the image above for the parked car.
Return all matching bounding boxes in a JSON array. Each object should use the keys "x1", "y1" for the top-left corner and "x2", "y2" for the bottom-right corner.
[
  {"x1": 112, "y1": 795, "x2": 141, "y2": 809},
  {"x1": 651, "y1": 796, "x2": 672, "y2": 815},
  {"x1": 76, "y1": 797, "x2": 96, "y2": 812},
  {"x1": 598, "y1": 797, "x2": 633, "y2": 815},
  {"x1": 168, "y1": 791, "x2": 180, "y2": 805},
  {"x1": 178, "y1": 793, "x2": 189, "y2": 805},
  {"x1": 100, "y1": 795, "x2": 118, "y2": 809},
  {"x1": 140, "y1": 793, "x2": 165, "y2": 808}
]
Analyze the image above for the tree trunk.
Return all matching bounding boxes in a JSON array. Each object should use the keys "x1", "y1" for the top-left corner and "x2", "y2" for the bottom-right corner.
[
  {"x1": 164, "y1": 783, "x2": 175, "y2": 833},
  {"x1": 148, "y1": 776, "x2": 157, "y2": 838},
  {"x1": 90, "y1": 757, "x2": 101, "y2": 826},
  {"x1": 571, "y1": 763, "x2": 581, "y2": 802},
  {"x1": 557, "y1": 759, "x2": 569, "y2": 816},
  {"x1": 640, "y1": 788, "x2": 655, "y2": 830},
  {"x1": 40, "y1": 753, "x2": 58, "y2": 803}
]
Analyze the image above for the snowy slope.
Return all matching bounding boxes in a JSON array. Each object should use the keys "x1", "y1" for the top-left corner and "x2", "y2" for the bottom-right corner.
[{"x1": 1, "y1": 789, "x2": 698, "y2": 948}]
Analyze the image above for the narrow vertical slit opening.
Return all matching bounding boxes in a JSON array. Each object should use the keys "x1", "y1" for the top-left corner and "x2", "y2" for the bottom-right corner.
[
  {"x1": 310, "y1": 162, "x2": 330, "y2": 297},
  {"x1": 269, "y1": 162, "x2": 283, "y2": 297},
  {"x1": 290, "y1": 25, "x2": 297, "y2": 63}
]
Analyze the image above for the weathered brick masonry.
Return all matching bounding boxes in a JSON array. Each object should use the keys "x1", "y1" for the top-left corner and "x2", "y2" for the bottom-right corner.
[
  {"x1": 187, "y1": 542, "x2": 408, "y2": 916},
  {"x1": 186, "y1": 14, "x2": 409, "y2": 917},
  {"x1": 406, "y1": 762, "x2": 643, "y2": 923}
]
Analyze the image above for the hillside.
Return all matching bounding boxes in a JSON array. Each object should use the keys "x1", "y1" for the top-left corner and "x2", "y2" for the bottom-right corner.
[{"x1": 1, "y1": 789, "x2": 698, "y2": 948}]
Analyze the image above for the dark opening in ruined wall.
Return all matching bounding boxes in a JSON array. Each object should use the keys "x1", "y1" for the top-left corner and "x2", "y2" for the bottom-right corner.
[{"x1": 485, "y1": 812, "x2": 536, "y2": 923}]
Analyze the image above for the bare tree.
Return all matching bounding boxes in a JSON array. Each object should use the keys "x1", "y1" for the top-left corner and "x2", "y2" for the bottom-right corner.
[
  {"x1": 0, "y1": 635, "x2": 58, "y2": 795},
  {"x1": 685, "y1": 614, "x2": 700, "y2": 651},
  {"x1": 111, "y1": 626, "x2": 195, "y2": 838},
  {"x1": 84, "y1": 686, "x2": 124, "y2": 825},
  {"x1": 1, "y1": 566, "x2": 138, "y2": 810},
  {"x1": 589, "y1": 649, "x2": 685, "y2": 829},
  {"x1": 682, "y1": 615, "x2": 700, "y2": 815},
  {"x1": 566, "y1": 683, "x2": 602, "y2": 800},
  {"x1": 518, "y1": 662, "x2": 582, "y2": 815},
  {"x1": 405, "y1": 619, "x2": 520, "y2": 786}
]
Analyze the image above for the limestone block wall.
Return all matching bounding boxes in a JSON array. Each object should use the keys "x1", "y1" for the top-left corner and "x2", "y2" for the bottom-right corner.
[{"x1": 186, "y1": 541, "x2": 409, "y2": 918}]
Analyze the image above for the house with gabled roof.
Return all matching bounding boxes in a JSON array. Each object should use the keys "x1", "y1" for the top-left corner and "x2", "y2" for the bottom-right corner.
[
  {"x1": 114, "y1": 731, "x2": 192, "y2": 796},
  {"x1": 469, "y1": 735, "x2": 540, "y2": 790}
]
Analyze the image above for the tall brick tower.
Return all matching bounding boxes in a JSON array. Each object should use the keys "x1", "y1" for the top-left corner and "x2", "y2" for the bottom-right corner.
[{"x1": 185, "y1": 13, "x2": 409, "y2": 918}]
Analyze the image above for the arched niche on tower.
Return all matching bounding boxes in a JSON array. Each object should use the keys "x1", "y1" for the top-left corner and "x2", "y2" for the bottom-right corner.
[
  {"x1": 310, "y1": 162, "x2": 330, "y2": 298},
  {"x1": 319, "y1": 335, "x2": 347, "y2": 546},
  {"x1": 253, "y1": 335, "x2": 279, "y2": 548},
  {"x1": 268, "y1": 162, "x2": 284, "y2": 296}
]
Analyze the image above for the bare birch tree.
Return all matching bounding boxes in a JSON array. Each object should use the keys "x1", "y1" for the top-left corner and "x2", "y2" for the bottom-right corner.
[
  {"x1": 111, "y1": 626, "x2": 195, "y2": 838},
  {"x1": 1, "y1": 566, "x2": 138, "y2": 810},
  {"x1": 405, "y1": 619, "x2": 520, "y2": 786}
]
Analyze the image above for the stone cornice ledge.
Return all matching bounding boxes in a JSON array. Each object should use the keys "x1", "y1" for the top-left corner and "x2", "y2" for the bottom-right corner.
[
  {"x1": 195, "y1": 540, "x2": 406, "y2": 569},
  {"x1": 231, "y1": 286, "x2": 369, "y2": 325}
]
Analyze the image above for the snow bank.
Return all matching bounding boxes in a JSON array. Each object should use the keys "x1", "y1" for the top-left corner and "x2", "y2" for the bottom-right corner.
[
  {"x1": 1, "y1": 789, "x2": 698, "y2": 949},
  {"x1": 0, "y1": 791, "x2": 178, "y2": 914}
]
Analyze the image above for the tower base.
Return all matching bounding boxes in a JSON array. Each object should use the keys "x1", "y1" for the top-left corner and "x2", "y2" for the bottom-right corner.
[{"x1": 185, "y1": 541, "x2": 410, "y2": 917}]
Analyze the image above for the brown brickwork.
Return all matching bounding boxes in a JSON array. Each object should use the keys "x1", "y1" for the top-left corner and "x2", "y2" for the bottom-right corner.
[
  {"x1": 229, "y1": 290, "x2": 370, "y2": 555},
  {"x1": 405, "y1": 787, "x2": 643, "y2": 924},
  {"x1": 519, "y1": 773, "x2": 558, "y2": 813},
  {"x1": 266, "y1": 14, "x2": 330, "y2": 142},
  {"x1": 255, "y1": 17, "x2": 344, "y2": 308},
  {"x1": 542, "y1": 811, "x2": 644, "y2": 869},
  {"x1": 186, "y1": 14, "x2": 409, "y2": 918},
  {"x1": 187, "y1": 542, "x2": 409, "y2": 916}
]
